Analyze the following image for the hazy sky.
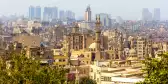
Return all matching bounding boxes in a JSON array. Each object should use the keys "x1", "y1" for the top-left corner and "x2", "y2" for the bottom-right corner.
[{"x1": 0, "y1": 0, "x2": 167, "y2": 20}]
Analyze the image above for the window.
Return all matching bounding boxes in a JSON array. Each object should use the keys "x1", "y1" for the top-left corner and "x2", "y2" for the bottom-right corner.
[
  {"x1": 97, "y1": 70, "x2": 99, "y2": 73},
  {"x1": 87, "y1": 54, "x2": 89, "y2": 57},
  {"x1": 104, "y1": 77, "x2": 107, "y2": 81},
  {"x1": 90, "y1": 76, "x2": 93, "y2": 79},
  {"x1": 91, "y1": 68, "x2": 93, "y2": 72},
  {"x1": 80, "y1": 45, "x2": 83, "y2": 49},
  {"x1": 97, "y1": 78, "x2": 99, "y2": 82},
  {"x1": 59, "y1": 59, "x2": 62, "y2": 62},
  {"x1": 104, "y1": 77, "x2": 111, "y2": 81},
  {"x1": 101, "y1": 76, "x2": 104, "y2": 81}
]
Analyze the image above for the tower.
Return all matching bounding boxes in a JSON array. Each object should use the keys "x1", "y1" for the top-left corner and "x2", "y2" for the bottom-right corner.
[
  {"x1": 118, "y1": 32, "x2": 124, "y2": 59},
  {"x1": 95, "y1": 15, "x2": 101, "y2": 51},
  {"x1": 85, "y1": 5, "x2": 91, "y2": 22},
  {"x1": 72, "y1": 23, "x2": 79, "y2": 33},
  {"x1": 29, "y1": 6, "x2": 35, "y2": 20},
  {"x1": 114, "y1": 28, "x2": 118, "y2": 59},
  {"x1": 153, "y1": 8, "x2": 160, "y2": 21},
  {"x1": 35, "y1": 6, "x2": 41, "y2": 20},
  {"x1": 94, "y1": 15, "x2": 102, "y2": 61}
]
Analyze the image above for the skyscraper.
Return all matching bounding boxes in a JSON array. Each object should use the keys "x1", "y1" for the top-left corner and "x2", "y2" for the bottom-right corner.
[
  {"x1": 98, "y1": 13, "x2": 111, "y2": 27},
  {"x1": 29, "y1": 6, "x2": 41, "y2": 20},
  {"x1": 35, "y1": 6, "x2": 41, "y2": 20},
  {"x1": 142, "y1": 8, "x2": 152, "y2": 21},
  {"x1": 43, "y1": 7, "x2": 58, "y2": 21},
  {"x1": 153, "y1": 8, "x2": 160, "y2": 21},
  {"x1": 142, "y1": 8, "x2": 149, "y2": 21},
  {"x1": 65, "y1": 10, "x2": 75, "y2": 20},
  {"x1": 85, "y1": 5, "x2": 91, "y2": 22},
  {"x1": 52, "y1": 7, "x2": 58, "y2": 20},
  {"x1": 148, "y1": 12, "x2": 152, "y2": 21},
  {"x1": 116, "y1": 16, "x2": 124, "y2": 24},
  {"x1": 59, "y1": 10, "x2": 65, "y2": 21},
  {"x1": 29, "y1": 6, "x2": 35, "y2": 20}
]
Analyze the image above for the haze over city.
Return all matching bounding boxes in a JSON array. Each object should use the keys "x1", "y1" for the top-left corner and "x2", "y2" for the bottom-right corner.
[
  {"x1": 0, "y1": 0, "x2": 168, "y2": 20},
  {"x1": 0, "y1": 0, "x2": 168, "y2": 84}
]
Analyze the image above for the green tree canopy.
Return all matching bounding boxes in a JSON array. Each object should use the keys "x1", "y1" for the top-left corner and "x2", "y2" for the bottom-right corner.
[
  {"x1": 137, "y1": 53, "x2": 168, "y2": 84},
  {"x1": 0, "y1": 53, "x2": 68, "y2": 84},
  {"x1": 79, "y1": 77, "x2": 96, "y2": 84}
]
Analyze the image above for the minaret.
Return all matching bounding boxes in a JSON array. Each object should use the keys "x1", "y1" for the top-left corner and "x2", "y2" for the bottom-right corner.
[
  {"x1": 66, "y1": 37, "x2": 71, "y2": 66},
  {"x1": 114, "y1": 28, "x2": 118, "y2": 59},
  {"x1": 72, "y1": 23, "x2": 79, "y2": 33},
  {"x1": 118, "y1": 32, "x2": 123, "y2": 59},
  {"x1": 95, "y1": 15, "x2": 101, "y2": 51},
  {"x1": 95, "y1": 15, "x2": 101, "y2": 61}
]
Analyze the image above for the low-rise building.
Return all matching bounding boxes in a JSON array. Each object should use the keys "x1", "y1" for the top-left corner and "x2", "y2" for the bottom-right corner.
[
  {"x1": 89, "y1": 61, "x2": 144, "y2": 84},
  {"x1": 13, "y1": 35, "x2": 42, "y2": 47},
  {"x1": 52, "y1": 49, "x2": 69, "y2": 67}
]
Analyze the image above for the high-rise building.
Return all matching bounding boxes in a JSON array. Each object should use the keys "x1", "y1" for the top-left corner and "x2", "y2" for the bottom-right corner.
[
  {"x1": 153, "y1": 8, "x2": 160, "y2": 21},
  {"x1": 142, "y1": 8, "x2": 153, "y2": 21},
  {"x1": 43, "y1": 7, "x2": 50, "y2": 21},
  {"x1": 142, "y1": 8, "x2": 149, "y2": 21},
  {"x1": 35, "y1": 6, "x2": 41, "y2": 20},
  {"x1": 59, "y1": 10, "x2": 65, "y2": 21},
  {"x1": 98, "y1": 13, "x2": 111, "y2": 27},
  {"x1": 65, "y1": 10, "x2": 75, "y2": 20},
  {"x1": 29, "y1": 6, "x2": 35, "y2": 20},
  {"x1": 85, "y1": 5, "x2": 91, "y2": 22},
  {"x1": 43, "y1": 7, "x2": 58, "y2": 21},
  {"x1": 29, "y1": 6, "x2": 41, "y2": 20},
  {"x1": 148, "y1": 12, "x2": 153, "y2": 21},
  {"x1": 53, "y1": 7, "x2": 58, "y2": 19},
  {"x1": 116, "y1": 16, "x2": 124, "y2": 24}
]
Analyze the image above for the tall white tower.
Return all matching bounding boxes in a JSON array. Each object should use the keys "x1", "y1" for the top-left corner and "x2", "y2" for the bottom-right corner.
[{"x1": 84, "y1": 5, "x2": 92, "y2": 22}]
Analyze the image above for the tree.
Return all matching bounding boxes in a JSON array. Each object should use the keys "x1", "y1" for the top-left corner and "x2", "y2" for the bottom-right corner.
[
  {"x1": 0, "y1": 53, "x2": 68, "y2": 84},
  {"x1": 137, "y1": 53, "x2": 168, "y2": 84},
  {"x1": 79, "y1": 77, "x2": 97, "y2": 84}
]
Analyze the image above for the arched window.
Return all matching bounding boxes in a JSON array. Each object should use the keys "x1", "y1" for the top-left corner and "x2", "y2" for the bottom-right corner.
[{"x1": 93, "y1": 48, "x2": 95, "y2": 51}]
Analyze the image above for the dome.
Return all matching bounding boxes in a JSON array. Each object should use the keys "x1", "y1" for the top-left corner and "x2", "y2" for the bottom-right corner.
[
  {"x1": 127, "y1": 57, "x2": 138, "y2": 61},
  {"x1": 152, "y1": 44, "x2": 158, "y2": 48},
  {"x1": 128, "y1": 36, "x2": 134, "y2": 41},
  {"x1": 129, "y1": 49, "x2": 136, "y2": 55},
  {"x1": 13, "y1": 27, "x2": 21, "y2": 34},
  {"x1": 137, "y1": 36, "x2": 143, "y2": 40},
  {"x1": 89, "y1": 42, "x2": 97, "y2": 49}
]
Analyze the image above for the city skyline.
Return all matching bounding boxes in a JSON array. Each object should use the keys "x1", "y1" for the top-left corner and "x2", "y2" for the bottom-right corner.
[{"x1": 0, "y1": 0, "x2": 168, "y2": 20}]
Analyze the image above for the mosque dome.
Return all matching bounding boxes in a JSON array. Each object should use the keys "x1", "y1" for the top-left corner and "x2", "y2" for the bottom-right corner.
[
  {"x1": 127, "y1": 48, "x2": 138, "y2": 60},
  {"x1": 137, "y1": 36, "x2": 143, "y2": 40},
  {"x1": 89, "y1": 42, "x2": 97, "y2": 49},
  {"x1": 128, "y1": 36, "x2": 134, "y2": 41},
  {"x1": 129, "y1": 49, "x2": 137, "y2": 56},
  {"x1": 127, "y1": 56, "x2": 138, "y2": 61},
  {"x1": 152, "y1": 44, "x2": 158, "y2": 48}
]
